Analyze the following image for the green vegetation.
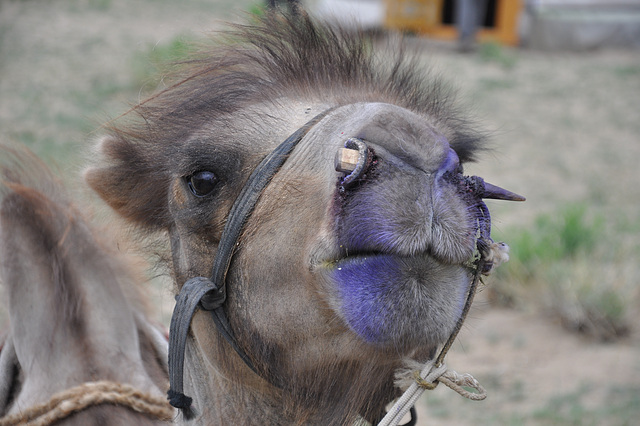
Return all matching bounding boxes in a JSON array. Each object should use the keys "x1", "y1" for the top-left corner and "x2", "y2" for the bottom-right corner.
[
  {"x1": 500, "y1": 204, "x2": 603, "y2": 278},
  {"x1": 133, "y1": 35, "x2": 199, "y2": 93},
  {"x1": 532, "y1": 384, "x2": 640, "y2": 425},
  {"x1": 423, "y1": 381, "x2": 640, "y2": 426},
  {"x1": 478, "y1": 41, "x2": 518, "y2": 69},
  {"x1": 248, "y1": 2, "x2": 268, "y2": 18},
  {"x1": 493, "y1": 203, "x2": 635, "y2": 341},
  {"x1": 88, "y1": 0, "x2": 112, "y2": 11}
]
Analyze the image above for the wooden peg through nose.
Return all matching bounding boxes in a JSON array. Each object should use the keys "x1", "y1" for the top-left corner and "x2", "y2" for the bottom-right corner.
[{"x1": 334, "y1": 147, "x2": 360, "y2": 173}]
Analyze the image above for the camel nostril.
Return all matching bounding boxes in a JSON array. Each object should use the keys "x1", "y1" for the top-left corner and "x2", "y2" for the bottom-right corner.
[
  {"x1": 334, "y1": 137, "x2": 371, "y2": 186},
  {"x1": 436, "y1": 149, "x2": 461, "y2": 181}
]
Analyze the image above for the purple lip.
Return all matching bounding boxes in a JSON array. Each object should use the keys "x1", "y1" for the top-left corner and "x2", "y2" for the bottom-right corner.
[{"x1": 331, "y1": 253, "x2": 470, "y2": 346}]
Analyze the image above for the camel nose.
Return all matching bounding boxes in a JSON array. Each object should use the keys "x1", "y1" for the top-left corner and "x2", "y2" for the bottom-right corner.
[{"x1": 436, "y1": 148, "x2": 461, "y2": 179}]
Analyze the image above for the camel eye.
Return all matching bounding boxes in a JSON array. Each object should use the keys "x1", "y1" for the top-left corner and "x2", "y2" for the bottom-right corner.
[{"x1": 187, "y1": 171, "x2": 218, "y2": 197}]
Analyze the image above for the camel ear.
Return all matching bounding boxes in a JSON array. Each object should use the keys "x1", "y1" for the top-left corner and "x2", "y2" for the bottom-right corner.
[{"x1": 85, "y1": 135, "x2": 170, "y2": 230}]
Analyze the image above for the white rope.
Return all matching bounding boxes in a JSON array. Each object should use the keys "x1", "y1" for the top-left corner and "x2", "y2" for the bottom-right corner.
[
  {"x1": 378, "y1": 360, "x2": 443, "y2": 426},
  {"x1": 377, "y1": 360, "x2": 486, "y2": 426}
]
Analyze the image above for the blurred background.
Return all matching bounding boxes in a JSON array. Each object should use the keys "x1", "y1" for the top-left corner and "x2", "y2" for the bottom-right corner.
[{"x1": 1, "y1": 0, "x2": 639, "y2": 424}]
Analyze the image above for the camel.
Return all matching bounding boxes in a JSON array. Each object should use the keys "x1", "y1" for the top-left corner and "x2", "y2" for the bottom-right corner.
[
  {"x1": 0, "y1": 14, "x2": 523, "y2": 426},
  {"x1": 0, "y1": 148, "x2": 173, "y2": 425}
]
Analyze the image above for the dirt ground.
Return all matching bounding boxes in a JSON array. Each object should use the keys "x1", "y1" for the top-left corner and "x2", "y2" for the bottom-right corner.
[
  {"x1": 1, "y1": 1, "x2": 639, "y2": 424},
  {"x1": 413, "y1": 293, "x2": 640, "y2": 425}
]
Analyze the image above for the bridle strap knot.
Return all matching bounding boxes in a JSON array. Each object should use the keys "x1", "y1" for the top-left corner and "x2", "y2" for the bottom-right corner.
[
  {"x1": 198, "y1": 280, "x2": 226, "y2": 310},
  {"x1": 167, "y1": 277, "x2": 263, "y2": 420}
]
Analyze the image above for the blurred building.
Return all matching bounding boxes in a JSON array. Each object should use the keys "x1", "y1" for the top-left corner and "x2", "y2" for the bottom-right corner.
[
  {"x1": 524, "y1": 0, "x2": 640, "y2": 50},
  {"x1": 307, "y1": 0, "x2": 640, "y2": 50}
]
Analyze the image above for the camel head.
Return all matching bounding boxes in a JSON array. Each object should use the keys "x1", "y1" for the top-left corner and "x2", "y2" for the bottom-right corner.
[
  {"x1": 0, "y1": 148, "x2": 171, "y2": 424},
  {"x1": 85, "y1": 16, "x2": 523, "y2": 424}
]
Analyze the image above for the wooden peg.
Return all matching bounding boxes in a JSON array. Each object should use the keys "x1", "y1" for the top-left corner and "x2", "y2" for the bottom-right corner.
[{"x1": 334, "y1": 147, "x2": 360, "y2": 173}]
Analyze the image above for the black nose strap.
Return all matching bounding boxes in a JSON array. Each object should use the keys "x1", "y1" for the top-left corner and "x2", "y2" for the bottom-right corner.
[{"x1": 167, "y1": 109, "x2": 333, "y2": 420}]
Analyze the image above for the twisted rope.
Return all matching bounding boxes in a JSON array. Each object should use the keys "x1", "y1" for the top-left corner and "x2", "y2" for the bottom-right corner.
[
  {"x1": 0, "y1": 381, "x2": 174, "y2": 426},
  {"x1": 436, "y1": 368, "x2": 486, "y2": 401},
  {"x1": 378, "y1": 360, "x2": 486, "y2": 426}
]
